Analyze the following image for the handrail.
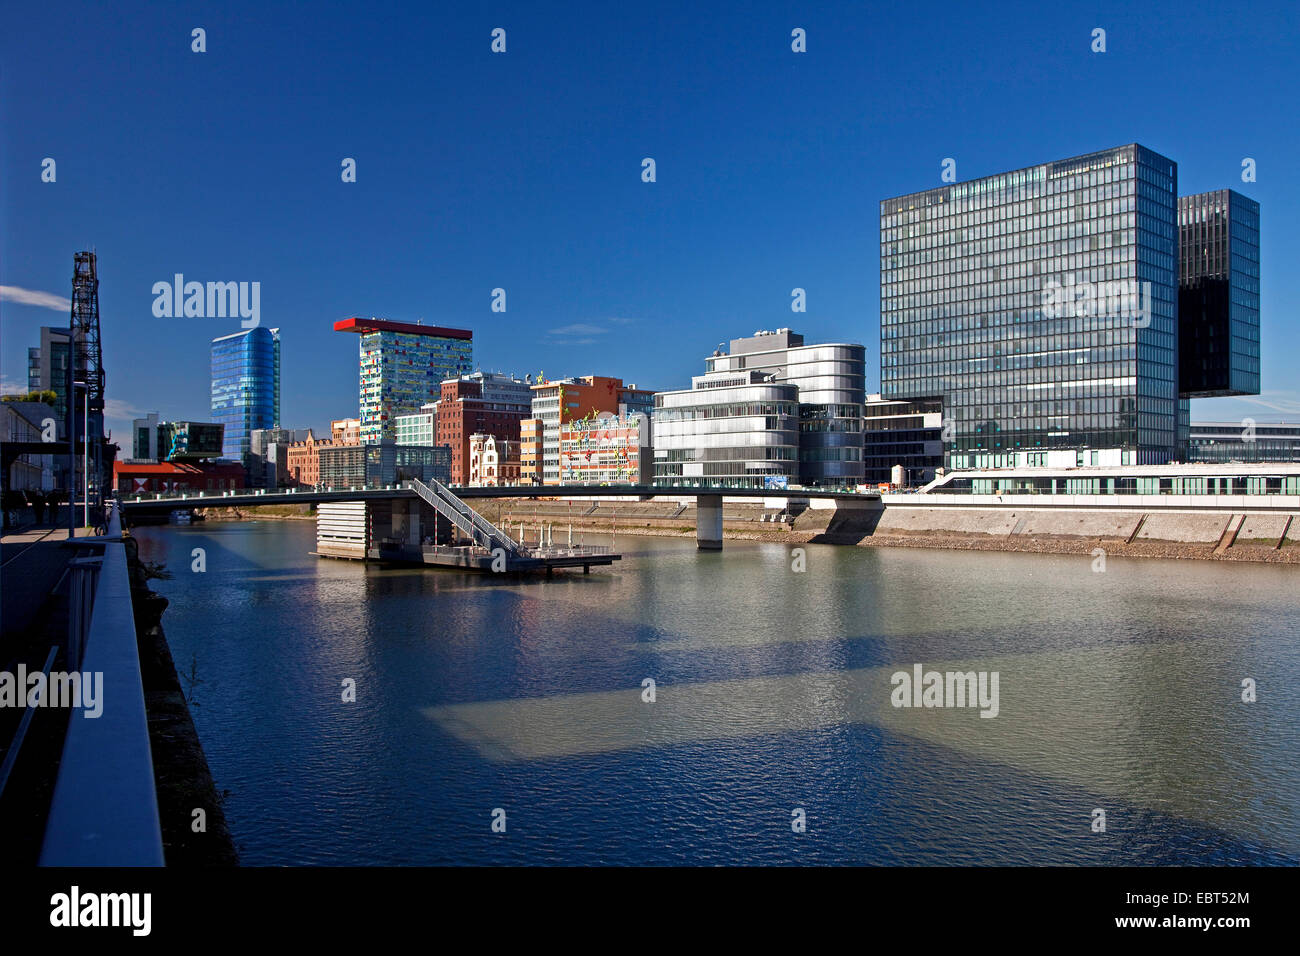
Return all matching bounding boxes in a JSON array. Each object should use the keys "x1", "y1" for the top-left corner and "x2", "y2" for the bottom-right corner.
[
  {"x1": 408, "y1": 478, "x2": 520, "y2": 554},
  {"x1": 39, "y1": 500, "x2": 165, "y2": 866}
]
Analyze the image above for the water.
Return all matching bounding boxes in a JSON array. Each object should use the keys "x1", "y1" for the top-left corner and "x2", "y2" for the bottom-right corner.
[{"x1": 131, "y1": 520, "x2": 1300, "y2": 865}]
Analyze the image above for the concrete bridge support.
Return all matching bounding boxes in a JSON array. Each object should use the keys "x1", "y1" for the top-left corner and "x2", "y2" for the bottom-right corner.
[{"x1": 696, "y1": 494, "x2": 723, "y2": 550}]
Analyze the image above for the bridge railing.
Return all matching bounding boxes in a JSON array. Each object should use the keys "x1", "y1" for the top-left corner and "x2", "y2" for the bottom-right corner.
[{"x1": 39, "y1": 500, "x2": 165, "y2": 866}]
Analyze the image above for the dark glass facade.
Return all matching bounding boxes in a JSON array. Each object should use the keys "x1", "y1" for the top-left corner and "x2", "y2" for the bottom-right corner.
[
  {"x1": 863, "y1": 395, "x2": 944, "y2": 485},
  {"x1": 881, "y1": 144, "x2": 1180, "y2": 468},
  {"x1": 211, "y1": 327, "x2": 281, "y2": 461},
  {"x1": 1177, "y1": 190, "x2": 1260, "y2": 397}
]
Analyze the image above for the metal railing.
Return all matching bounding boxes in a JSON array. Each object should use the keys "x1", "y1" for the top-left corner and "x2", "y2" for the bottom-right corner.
[
  {"x1": 40, "y1": 500, "x2": 164, "y2": 866},
  {"x1": 408, "y1": 478, "x2": 520, "y2": 554}
]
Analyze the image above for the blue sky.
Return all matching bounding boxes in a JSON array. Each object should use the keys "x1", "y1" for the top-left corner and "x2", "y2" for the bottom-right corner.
[{"x1": 3, "y1": 0, "x2": 1297, "y2": 443}]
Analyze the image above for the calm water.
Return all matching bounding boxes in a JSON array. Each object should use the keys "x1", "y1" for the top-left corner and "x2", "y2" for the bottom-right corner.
[{"x1": 132, "y1": 520, "x2": 1300, "y2": 865}]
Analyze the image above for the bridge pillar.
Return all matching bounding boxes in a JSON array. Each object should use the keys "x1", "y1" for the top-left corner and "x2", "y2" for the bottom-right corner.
[
  {"x1": 696, "y1": 494, "x2": 723, "y2": 550},
  {"x1": 407, "y1": 499, "x2": 421, "y2": 547}
]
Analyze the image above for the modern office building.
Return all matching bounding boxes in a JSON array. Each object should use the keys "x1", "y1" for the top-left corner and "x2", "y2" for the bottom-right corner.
[
  {"x1": 529, "y1": 376, "x2": 656, "y2": 485},
  {"x1": 863, "y1": 394, "x2": 945, "y2": 486},
  {"x1": 131, "y1": 414, "x2": 225, "y2": 462},
  {"x1": 653, "y1": 370, "x2": 800, "y2": 489},
  {"x1": 881, "y1": 143, "x2": 1180, "y2": 469},
  {"x1": 27, "y1": 326, "x2": 76, "y2": 424},
  {"x1": 559, "y1": 411, "x2": 653, "y2": 484},
  {"x1": 159, "y1": 421, "x2": 225, "y2": 461},
  {"x1": 1177, "y1": 190, "x2": 1261, "y2": 398},
  {"x1": 133, "y1": 412, "x2": 161, "y2": 460},
  {"x1": 318, "y1": 440, "x2": 451, "y2": 489},
  {"x1": 1187, "y1": 421, "x2": 1300, "y2": 463},
  {"x1": 704, "y1": 329, "x2": 865, "y2": 485},
  {"x1": 393, "y1": 407, "x2": 436, "y2": 447},
  {"x1": 211, "y1": 327, "x2": 281, "y2": 462},
  {"x1": 334, "y1": 318, "x2": 473, "y2": 444}
]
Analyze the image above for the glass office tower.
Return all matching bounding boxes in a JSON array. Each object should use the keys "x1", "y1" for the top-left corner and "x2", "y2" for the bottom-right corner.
[
  {"x1": 211, "y1": 327, "x2": 281, "y2": 461},
  {"x1": 881, "y1": 144, "x2": 1180, "y2": 469},
  {"x1": 1177, "y1": 189, "x2": 1260, "y2": 397}
]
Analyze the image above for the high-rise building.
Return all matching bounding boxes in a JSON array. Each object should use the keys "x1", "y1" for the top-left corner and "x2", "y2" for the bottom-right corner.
[
  {"x1": 529, "y1": 376, "x2": 655, "y2": 485},
  {"x1": 333, "y1": 318, "x2": 473, "y2": 444},
  {"x1": 881, "y1": 144, "x2": 1180, "y2": 469},
  {"x1": 704, "y1": 329, "x2": 865, "y2": 485},
  {"x1": 1178, "y1": 190, "x2": 1260, "y2": 398},
  {"x1": 211, "y1": 327, "x2": 281, "y2": 462}
]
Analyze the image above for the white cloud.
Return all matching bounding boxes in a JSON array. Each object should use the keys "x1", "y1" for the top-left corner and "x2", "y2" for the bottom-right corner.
[
  {"x1": 0, "y1": 285, "x2": 70, "y2": 311},
  {"x1": 548, "y1": 323, "x2": 609, "y2": 336}
]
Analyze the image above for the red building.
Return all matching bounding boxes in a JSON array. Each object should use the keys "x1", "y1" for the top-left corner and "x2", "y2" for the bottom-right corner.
[
  {"x1": 114, "y1": 460, "x2": 245, "y2": 495},
  {"x1": 435, "y1": 376, "x2": 529, "y2": 485}
]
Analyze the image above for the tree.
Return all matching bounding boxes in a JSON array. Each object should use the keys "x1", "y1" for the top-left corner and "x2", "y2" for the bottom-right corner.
[{"x1": 1, "y1": 389, "x2": 58, "y2": 405}]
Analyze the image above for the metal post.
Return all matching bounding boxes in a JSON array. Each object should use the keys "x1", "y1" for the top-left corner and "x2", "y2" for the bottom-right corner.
[{"x1": 83, "y1": 386, "x2": 89, "y2": 529}]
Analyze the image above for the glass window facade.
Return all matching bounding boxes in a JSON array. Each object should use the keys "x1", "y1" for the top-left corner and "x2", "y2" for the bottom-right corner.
[
  {"x1": 705, "y1": 331, "x2": 866, "y2": 485},
  {"x1": 356, "y1": 329, "x2": 473, "y2": 444},
  {"x1": 211, "y1": 327, "x2": 281, "y2": 462},
  {"x1": 880, "y1": 144, "x2": 1180, "y2": 468},
  {"x1": 653, "y1": 374, "x2": 800, "y2": 489},
  {"x1": 1177, "y1": 190, "x2": 1261, "y2": 397}
]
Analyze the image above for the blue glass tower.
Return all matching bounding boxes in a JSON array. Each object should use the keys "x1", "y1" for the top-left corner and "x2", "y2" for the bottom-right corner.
[
  {"x1": 881, "y1": 144, "x2": 1180, "y2": 469},
  {"x1": 211, "y1": 327, "x2": 281, "y2": 462}
]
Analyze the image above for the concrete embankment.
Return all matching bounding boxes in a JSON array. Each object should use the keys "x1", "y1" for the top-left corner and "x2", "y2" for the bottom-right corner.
[{"x1": 480, "y1": 498, "x2": 1300, "y2": 564}]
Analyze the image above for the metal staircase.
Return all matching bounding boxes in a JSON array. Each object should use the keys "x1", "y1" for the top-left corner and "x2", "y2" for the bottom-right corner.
[{"x1": 407, "y1": 478, "x2": 520, "y2": 554}]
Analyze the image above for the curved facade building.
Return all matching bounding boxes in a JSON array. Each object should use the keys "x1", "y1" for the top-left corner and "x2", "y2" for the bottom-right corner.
[
  {"x1": 211, "y1": 326, "x2": 280, "y2": 463},
  {"x1": 653, "y1": 371, "x2": 799, "y2": 489},
  {"x1": 704, "y1": 330, "x2": 866, "y2": 486}
]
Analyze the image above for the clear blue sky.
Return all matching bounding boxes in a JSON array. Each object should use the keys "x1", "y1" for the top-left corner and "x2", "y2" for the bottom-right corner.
[{"x1": 3, "y1": 0, "x2": 1297, "y2": 444}]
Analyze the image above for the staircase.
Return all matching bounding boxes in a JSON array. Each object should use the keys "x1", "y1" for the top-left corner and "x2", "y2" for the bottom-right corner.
[{"x1": 408, "y1": 479, "x2": 520, "y2": 554}]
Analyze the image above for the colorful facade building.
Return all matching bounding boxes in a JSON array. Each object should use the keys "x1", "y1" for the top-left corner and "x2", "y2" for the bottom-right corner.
[
  {"x1": 529, "y1": 375, "x2": 655, "y2": 485},
  {"x1": 468, "y1": 433, "x2": 521, "y2": 486},
  {"x1": 559, "y1": 412, "x2": 652, "y2": 484},
  {"x1": 333, "y1": 318, "x2": 473, "y2": 445}
]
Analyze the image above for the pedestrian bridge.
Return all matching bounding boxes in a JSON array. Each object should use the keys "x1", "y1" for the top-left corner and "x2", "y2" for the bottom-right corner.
[{"x1": 120, "y1": 482, "x2": 879, "y2": 550}]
